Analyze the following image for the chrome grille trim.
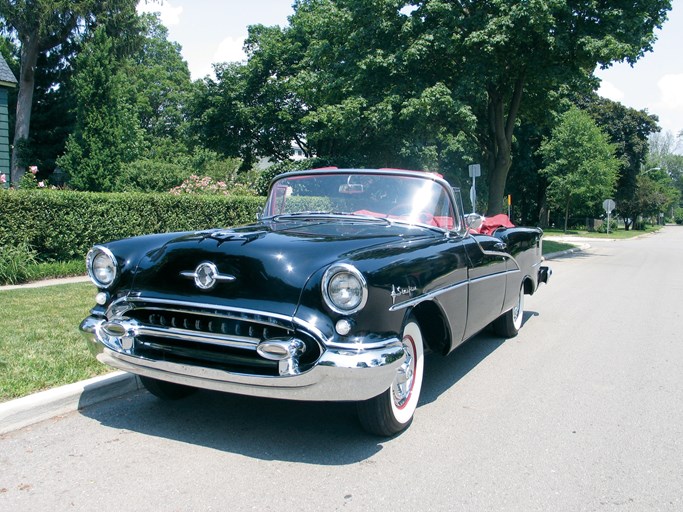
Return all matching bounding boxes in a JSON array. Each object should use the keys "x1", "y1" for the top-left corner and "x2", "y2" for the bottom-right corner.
[
  {"x1": 105, "y1": 296, "x2": 331, "y2": 346},
  {"x1": 135, "y1": 324, "x2": 260, "y2": 350}
]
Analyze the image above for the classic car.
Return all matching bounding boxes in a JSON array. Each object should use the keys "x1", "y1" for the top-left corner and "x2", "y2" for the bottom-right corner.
[{"x1": 80, "y1": 168, "x2": 550, "y2": 436}]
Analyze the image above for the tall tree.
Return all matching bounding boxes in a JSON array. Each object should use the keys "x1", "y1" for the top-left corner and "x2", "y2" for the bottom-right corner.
[
  {"x1": 131, "y1": 13, "x2": 192, "y2": 147},
  {"x1": 539, "y1": 107, "x2": 619, "y2": 232},
  {"x1": 57, "y1": 26, "x2": 143, "y2": 191},
  {"x1": 0, "y1": 0, "x2": 139, "y2": 184},
  {"x1": 413, "y1": 0, "x2": 671, "y2": 214},
  {"x1": 212, "y1": 0, "x2": 669, "y2": 205},
  {"x1": 576, "y1": 93, "x2": 660, "y2": 229},
  {"x1": 646, "y1": 131, "x2": 683, "y2": 209}
]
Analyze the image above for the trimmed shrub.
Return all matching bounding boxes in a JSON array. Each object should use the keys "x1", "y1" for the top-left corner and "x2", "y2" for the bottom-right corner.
[{"x1": 0, "y1": 190, "x2": 265, "y2": 262}]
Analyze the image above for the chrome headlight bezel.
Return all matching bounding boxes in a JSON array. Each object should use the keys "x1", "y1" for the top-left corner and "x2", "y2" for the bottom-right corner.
[
  {"x1": 322, "y1": 264, "x2": 368, "y2": 315},
  {"x1": 86, "y1": 246, "x2": 118, "y2": 289}
]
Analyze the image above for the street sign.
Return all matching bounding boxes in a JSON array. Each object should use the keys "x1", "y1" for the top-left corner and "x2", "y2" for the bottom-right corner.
[
  {"x1": 603, "y1": 199, "x2": 616, "y2": 234},
  {"x1": 468, "y1": 164, "x2": 481, "y2": 178}
]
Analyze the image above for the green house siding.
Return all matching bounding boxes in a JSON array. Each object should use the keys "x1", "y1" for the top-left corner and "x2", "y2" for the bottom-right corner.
[{"x1": 0, "y1": 88, "x2": 9, "y2": 187}]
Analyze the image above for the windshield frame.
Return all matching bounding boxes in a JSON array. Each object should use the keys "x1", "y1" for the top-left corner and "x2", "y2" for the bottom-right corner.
[{"x1": 262, "y1": 169, "x2": 464, "y2": 234}]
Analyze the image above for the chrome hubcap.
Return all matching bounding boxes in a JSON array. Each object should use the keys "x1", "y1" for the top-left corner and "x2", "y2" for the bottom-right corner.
[
  {"x1": 513, "y1": 287, "x2": 524, "y2": 326},
  {"x1": 393, "y1": 337, "x2": 415, "y2": 407}
]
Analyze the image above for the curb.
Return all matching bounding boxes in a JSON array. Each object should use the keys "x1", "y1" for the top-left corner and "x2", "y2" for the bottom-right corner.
[
  {"x1": 0, "y1": 372, "x2": 141, "y2": 435},
  {"x1": 543, "y1": 243, "x2": 590, "y2": 260}
]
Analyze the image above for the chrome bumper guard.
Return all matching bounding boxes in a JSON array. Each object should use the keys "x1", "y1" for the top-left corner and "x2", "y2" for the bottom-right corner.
[
  {"x1": 80, "y1": 315, "x2": 406, "y2": 402},
  {"x1": 538, "y1": 265, "x2": 552, "y2": 284}
]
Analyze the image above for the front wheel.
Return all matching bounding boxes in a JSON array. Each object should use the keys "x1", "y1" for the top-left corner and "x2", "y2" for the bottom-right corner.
[
  {"x1": 139, "y1": 376, "x2": 197, "y2": 400},
  {"x1": 493, "y1": 283, "x2": 525, "y2": 338},
  {"x1": 357, "y1": 317, "x2": 425, "y2": 436}
]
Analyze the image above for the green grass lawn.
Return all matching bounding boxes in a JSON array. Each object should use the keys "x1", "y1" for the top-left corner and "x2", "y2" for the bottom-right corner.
[
  {"x1": 0, "y1": 282, "x2": 110, "y2": 402},
  {"x1": 543, "y1": 225, "x2": 661, "y2": 239},
  {"x1": 543, "y1": 240, "x2": 576, "y2": 254}
]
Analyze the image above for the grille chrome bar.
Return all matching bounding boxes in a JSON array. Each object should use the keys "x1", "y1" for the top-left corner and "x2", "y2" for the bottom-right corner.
[{"x1": 135, "y1": 324, "x2": 260, "y2": 350}]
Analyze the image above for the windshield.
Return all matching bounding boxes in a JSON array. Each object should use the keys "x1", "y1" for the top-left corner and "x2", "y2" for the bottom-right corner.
[{"x1": 263, "y1": 172, "x2": 460, "y2": 231}]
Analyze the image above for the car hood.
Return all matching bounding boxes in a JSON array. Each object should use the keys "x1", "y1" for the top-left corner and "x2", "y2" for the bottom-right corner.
[{"x1": 129, "y1": 218, "x2": 434, "y2": 317}]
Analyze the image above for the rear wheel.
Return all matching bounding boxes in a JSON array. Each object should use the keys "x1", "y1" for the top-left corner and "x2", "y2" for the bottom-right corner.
[
  {"x1": 140, "y1": 376, "x2": 197, "y2": 400},
  {"x1": 493, "y1": 283, "x2": 525, "y2": 338},
  {"x1": 357, "y1": 317, "x2": 424, "y2": 436}
]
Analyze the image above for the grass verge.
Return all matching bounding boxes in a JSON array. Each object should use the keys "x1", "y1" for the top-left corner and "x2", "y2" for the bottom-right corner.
[
  {"x1": 0, "y1": 282, "x2": 109, "y2": 402},
  {"x1": 543, "y1": 240, "x2": 577, "y2": 254},
  {"x1": 543, "y1": 225, "x2": 661, "y2": 239},
  {"x1": 0, "y1": 258, "x2": 85, "y2": 286}
]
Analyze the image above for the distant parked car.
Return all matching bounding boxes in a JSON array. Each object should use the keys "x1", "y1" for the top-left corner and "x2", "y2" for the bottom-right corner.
[{"x1": 81, "y1": 168, "x2": 550, "y2": 435}]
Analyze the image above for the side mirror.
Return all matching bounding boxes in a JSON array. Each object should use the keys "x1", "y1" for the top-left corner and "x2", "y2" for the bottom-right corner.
[{"x1": 465, "y1": 213, "x2": 484, "y2": 231}]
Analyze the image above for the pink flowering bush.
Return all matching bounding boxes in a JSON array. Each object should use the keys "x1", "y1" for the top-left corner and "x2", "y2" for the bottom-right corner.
[
  {"x1": 169, "y1": 174, "x2": 257, "y2": 196},
  {"x1": 170, "y1": 175, "x2": 231, "y2": 195}
]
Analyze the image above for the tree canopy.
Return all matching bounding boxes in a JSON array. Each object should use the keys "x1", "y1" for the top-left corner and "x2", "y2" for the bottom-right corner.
[{"x1": 216, "y1": 0, "x2": 670, "y2": 212}]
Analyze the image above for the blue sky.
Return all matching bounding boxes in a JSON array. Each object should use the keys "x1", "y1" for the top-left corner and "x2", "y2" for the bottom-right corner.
[{"x1": 138, "y1": 0, "x2": 683, "y2": 138}]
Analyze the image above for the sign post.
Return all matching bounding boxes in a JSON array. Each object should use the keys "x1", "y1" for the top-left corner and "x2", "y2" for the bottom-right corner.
[
  {"x1": 468, "y1": 164, "x2": 480, "y2": 213},
  {"x1": 603, "y1": 199, "x2": 616, "y2": 234}
]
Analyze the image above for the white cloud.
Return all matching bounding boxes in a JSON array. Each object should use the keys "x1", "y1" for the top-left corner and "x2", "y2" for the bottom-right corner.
[
  {"x1": 213, "y1": 36, "x2": 248, "y2": 64},
  {"x1": 658, "y1": 73, "x2": 683, "y2": 109},
  {"x1": 137, "y1": 0, "x2": 183, "y2": 26},
  {"x1": 597, "y1": 80, "x2": 625, "y2": 102}
]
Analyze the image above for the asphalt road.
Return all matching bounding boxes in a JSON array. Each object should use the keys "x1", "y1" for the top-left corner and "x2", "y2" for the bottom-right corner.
[{"x1": 2, "y1": 227, "x2": 682, "y2": 511}]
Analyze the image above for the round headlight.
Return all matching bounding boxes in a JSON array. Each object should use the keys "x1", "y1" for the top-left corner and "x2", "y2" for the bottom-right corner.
[
  {"x1": 86, "y1": 246, "x2": 118, "y2": 288},
  {"x1": 322, "y1": 264, "x2": 368, "y2": 315}
]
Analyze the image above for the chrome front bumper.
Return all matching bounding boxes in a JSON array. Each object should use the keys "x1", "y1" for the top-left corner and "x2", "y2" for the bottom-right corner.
[{"x1": 80, "y1": 315, "x2": 405, "y2": 402}]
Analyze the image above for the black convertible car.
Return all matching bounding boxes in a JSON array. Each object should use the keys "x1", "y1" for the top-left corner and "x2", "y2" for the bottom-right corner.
[{"x1": 81, "y1": 168, "x2": 550, "y2": 435}]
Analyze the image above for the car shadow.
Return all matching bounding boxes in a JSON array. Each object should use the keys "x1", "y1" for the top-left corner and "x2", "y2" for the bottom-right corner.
[
  {"x1": 420, "y1": 309, "x2": 537, "y2": 405},
  {"x1": 79, "y1": 312, "x2": 537, "y2": 464}
]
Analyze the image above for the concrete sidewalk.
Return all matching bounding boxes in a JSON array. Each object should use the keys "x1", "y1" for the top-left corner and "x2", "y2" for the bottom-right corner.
[
  {"x1": 0, "y1": 246, "x2": 584, "y2": 435},
  {"x1": 0, "y1": 275, "x2": 90, "y2": 291}
]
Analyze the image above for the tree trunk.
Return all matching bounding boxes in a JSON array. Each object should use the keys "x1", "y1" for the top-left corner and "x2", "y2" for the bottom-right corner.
[
  {"x1": 10, "y1": 34, "x2": 40, "y2": 185},
  {"x1": 485, "y1": 74, "x2": 525, "y2": 216},
  {"x1": 563, "y1": 202, "x2": 570, "y2": 233}
]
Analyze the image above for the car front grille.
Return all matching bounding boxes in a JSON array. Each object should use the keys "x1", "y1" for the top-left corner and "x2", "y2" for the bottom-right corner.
[{"x1": 121, "y1": 304, "x2": 322, "y2": 377}]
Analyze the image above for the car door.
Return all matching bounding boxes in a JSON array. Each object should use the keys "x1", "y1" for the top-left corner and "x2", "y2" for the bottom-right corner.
[{"x1": 462, "y1": 234, "x2": 509, "y2": 339}]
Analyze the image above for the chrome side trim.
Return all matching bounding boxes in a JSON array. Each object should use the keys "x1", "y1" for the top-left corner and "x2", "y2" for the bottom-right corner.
[
  {"x1": 390, "y1": 280, "x2": 468, "y2": 312},
  {"x1": 389, "y1": 269, "x2": 520, "y2": 312},
  {"x1": 480, "y1": 250, "x2": 520, "y2": 270}
]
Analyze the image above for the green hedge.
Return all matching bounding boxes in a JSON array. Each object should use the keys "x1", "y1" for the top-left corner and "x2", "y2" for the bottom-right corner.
[{"x1": 0, "y1": 190, "x2": 265, "y2": 262}]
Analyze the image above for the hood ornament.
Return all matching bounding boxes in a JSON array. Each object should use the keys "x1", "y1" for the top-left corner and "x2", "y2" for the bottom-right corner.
[{"x1": 181, "y1": 262, "x2": 236, "y2": 290}]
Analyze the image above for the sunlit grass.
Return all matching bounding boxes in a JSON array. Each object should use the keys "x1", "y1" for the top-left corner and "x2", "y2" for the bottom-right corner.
[
  {"x1": 0, "y1": 282, "x2": 110, "y2": 402},
  {"x1": 543, "y1": 240, "x2": 576, "y2": 254},
  {"x1": 544, "y1": 225, "x2": 662, "y2": 239}
]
